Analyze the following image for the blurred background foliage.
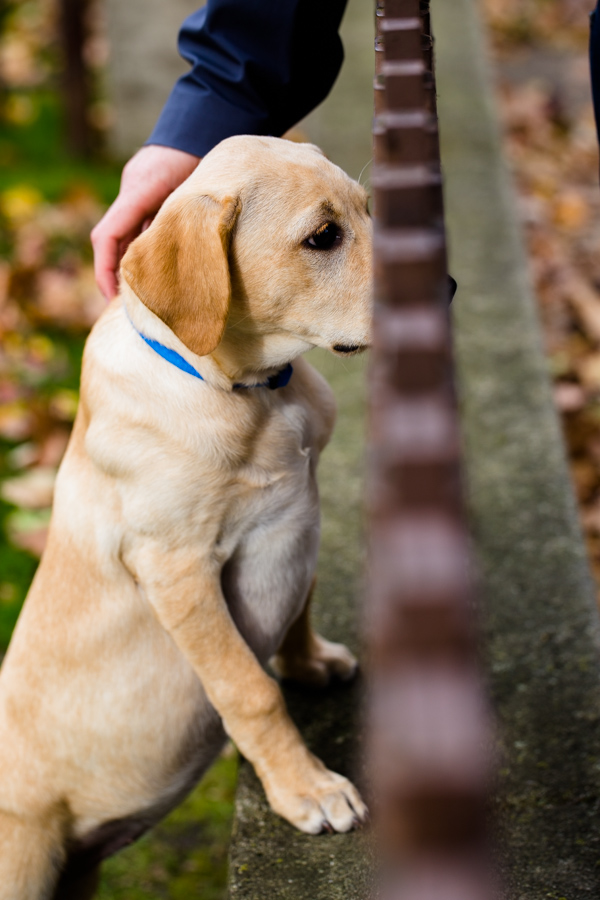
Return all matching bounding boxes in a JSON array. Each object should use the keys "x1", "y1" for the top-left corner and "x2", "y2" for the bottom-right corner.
[
  {"x1": 482, "y1": 0, "x2": 600, "y2": 592},
  {"x1": 0, "y1": 0, "x2": 120, "y2": 650}
]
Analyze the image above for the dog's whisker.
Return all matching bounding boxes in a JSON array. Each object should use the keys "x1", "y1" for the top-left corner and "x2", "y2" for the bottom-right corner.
[
  {"x1": 357, "y1": 158, "x2": 372, "y2": 187},
  {"x1": 229, "y1": 311, "x2": 254, "y2": 328}
]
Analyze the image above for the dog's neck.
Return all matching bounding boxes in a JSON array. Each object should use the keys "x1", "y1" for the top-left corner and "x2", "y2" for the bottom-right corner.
[
  {"x1": 122, "y1": 290, "x2": 295, "y2": 392},
  {"x1": 209, "y1": 327, "x2": 310, "y2": 386}
]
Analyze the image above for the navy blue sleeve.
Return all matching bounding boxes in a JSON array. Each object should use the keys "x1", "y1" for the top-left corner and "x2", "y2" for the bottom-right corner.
[
  {"x1": 147, "y1": 0, "x2": 348, "y2": 157},
  {"x1": 591, "y1": 2, "x2": 600, "y2": 144}
]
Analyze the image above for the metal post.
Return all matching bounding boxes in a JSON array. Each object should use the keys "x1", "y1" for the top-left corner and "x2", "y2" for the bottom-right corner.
[{"x1": 369, "y1": 2, "x2": 495, "y2": 897}]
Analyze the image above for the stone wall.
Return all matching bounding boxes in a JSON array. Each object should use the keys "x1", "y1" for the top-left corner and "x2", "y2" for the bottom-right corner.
[{"x1": 103, "y1": 0, "x2": 197, "y2": 158}]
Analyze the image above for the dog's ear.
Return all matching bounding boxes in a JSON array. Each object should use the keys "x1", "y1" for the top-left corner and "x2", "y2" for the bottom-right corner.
[{"x1": 121, "y1": 194, "x2": 240, "y2": 357}]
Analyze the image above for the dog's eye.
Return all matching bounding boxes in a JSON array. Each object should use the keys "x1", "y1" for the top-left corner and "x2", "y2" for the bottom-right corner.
[{"x1": 306, "y1": 222, "x2": 341, "y2": 250}]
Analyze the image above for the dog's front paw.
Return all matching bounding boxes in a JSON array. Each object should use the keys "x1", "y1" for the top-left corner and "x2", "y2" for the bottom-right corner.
[
  {"x1": 266, "y1": 759, "x2": 368, "y2": 834},
  {"x1": 272, "y1": 634, "x2": 358, "y2": 687}
]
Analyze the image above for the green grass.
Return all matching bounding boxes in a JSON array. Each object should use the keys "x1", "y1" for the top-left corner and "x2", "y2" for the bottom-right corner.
[
  {"x1": 98, "y1": 753, "x2": 238, "y2": 899},
  {"x1": 0, "y1": 496, "x2": 37, "y2": 646},
  {"x1": 0, "y1": 90, "x2": 122, "y2": 203}
]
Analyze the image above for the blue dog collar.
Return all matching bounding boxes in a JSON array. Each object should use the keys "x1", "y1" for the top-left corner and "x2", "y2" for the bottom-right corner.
[{"x1": 130, "y1": 318, "x2": 293, "y2": 391}]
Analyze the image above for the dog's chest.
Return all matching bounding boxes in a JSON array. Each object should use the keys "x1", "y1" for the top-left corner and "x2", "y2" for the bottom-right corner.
[
  {"x1": 239, "y1": 400, "x2": 313, "y2": 482},
  {"x1": 159, "y1": 392, "x2": 315, "y2": 574},
  {"x1": 228, "y1": 396, "x2": 317, "y2": 521}
]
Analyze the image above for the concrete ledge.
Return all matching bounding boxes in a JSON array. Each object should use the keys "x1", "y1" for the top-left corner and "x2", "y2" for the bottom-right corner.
[
  {"x1": 434, "y1": 0, "x2": 600, "y2": 895},
  {"x1": 226, "y1": 0, "x2": 375, "y2": 892},
  {"x1": 228, "y1": 0, "x2": 600, "y2": 896},
  {"x1": 226, "y1": 348, "x2": 373, "y2": 900},
  {"x1": 228, "y1": 679, "x2": 373, "y2": 900}
]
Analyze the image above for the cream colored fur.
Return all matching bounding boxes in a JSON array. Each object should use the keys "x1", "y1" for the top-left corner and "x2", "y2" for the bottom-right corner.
[{"x1": 0, "y1": 136, "x2": 372, "y2": 898}]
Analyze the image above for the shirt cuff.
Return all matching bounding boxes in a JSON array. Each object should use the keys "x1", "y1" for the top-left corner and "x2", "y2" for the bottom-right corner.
[{"x1": 146, "y1": 78, "x2": 273, "y2": 158}]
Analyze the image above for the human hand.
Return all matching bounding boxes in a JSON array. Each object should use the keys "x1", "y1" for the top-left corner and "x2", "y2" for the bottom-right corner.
[{"x1": 91, "y1": 144, "x2": 201, "y2": 300}]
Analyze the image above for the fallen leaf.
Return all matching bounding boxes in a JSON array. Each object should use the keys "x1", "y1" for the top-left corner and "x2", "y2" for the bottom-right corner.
[
  {"x1": 554, "y1": 381, "x2": 586, "y2": 412},
  {"x1": 14, "y1": 221, "x2": 47, "y2": 268},
  {"x1": 564, "y1": 271, "x2": 600, "y2": 345},
  {"x1": 49, "y1": 389, "x2": 78, "y2": 422},
  {"x1": 577, "y1": 354, "x2": 600, "y2": 389},
  {"x1": 5, "y1": 508, "x2": 51, "y2": 557},
  {"x1": 0, "y1": 584, "x2": 17, "y2": 605},
  {"x1": 0, "y1": 185, "x2": 43, "y2": 224},
  {"x1": 35, "y1": 267, "x2": 104, "y2": 329},
  {"x1": 552, "y1": 190, "x2": 590, "y2": 231},
  {"x1": 0, "y1": 401, "x2": 34, "y2": 441},
  {"x1": 5, "y1": 441, "x2": 38, "y2": 470},
  {"x1": 38, "y1": 429, "x2": 70, "y2": 467},
  {"x1": 587, "y1": 434, "x2": 600, "y2": 465},
  {"x1": 9, "y1": 527, "x2": 47, "y2": 557},
  {"x1": 1, "y1": 466, "x2": 56, "y2": 508},
  {"x1": 582, "y1": 501, "x2": 600, "y2": 534},
  {"x1": 570, "y1": 458, "x2": 599, "y2": 502}
]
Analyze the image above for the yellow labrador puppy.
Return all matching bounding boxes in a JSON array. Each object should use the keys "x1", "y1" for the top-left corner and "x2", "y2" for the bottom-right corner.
[{"x1": 0, "y1": 136, "x2": 372, "y2": 899}]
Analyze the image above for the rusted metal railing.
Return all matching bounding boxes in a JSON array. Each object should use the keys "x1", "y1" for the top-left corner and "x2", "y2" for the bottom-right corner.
[{"x1": 369, "y1": 2, "x2": 495, "y2": 897}]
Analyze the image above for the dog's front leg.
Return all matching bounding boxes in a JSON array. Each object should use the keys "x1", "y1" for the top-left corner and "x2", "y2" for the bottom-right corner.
[
  {"x1": 127, "y1": 543, "x2": 367, "y2": 834},
  {"x1": 271, "y1": 577, "x2": 359, "y2": 686}
]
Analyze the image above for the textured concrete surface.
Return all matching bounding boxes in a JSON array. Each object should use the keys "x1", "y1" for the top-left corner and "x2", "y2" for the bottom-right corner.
[
  {"x1": 227, "y1": 348, "x2": 374, "y2": 900},
  {"x1": 227, "y1": 0, "x2": 375, "y2": 896},
  {"x1": 104, "y1": 0, "x2": 197, "y2": 157},
  {"x1": 228, "y1": 683, "x2": 373, "y2": 900},
  {"x1": 434, "y1": 0, "x2": 600, "y2": 896}
]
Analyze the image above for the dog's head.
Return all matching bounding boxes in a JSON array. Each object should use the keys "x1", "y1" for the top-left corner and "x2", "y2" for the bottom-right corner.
[{"x1": 121, "y1": 136, "x2": 372, "y2": 377}]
